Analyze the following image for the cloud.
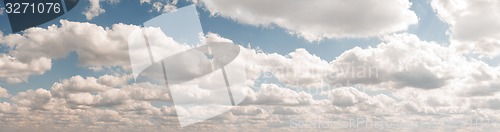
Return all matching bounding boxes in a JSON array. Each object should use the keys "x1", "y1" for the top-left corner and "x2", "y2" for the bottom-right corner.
[
  {"x1": 150, "y1": 1, "x2": 177, "y2": 13},
  {"x1": 0, "y1": 55, "x2": 51, "y2": 83},
  {"x1": 2, "y1": 20, "x2": 136, "y2": 67},
  {"x1": 243, "y1": 84, "x2": 316, "y2": 106},
  {"x1": 329, "y1": 33, "x2": 461, "y2": 89},
  {"x1": 1, "y1": 18, "x2": 500, "y2": 130},
  {"x1": 0, "y1": 75, "x2": 176, "y2": 130},
  {"x1": 51, "y1": 75, "x2": 115, "y2": 97},
  {"x1": 242, "y1": 33, "x2": 482, "y2": 90},
  {"x1": 432, "y1": 0, "x2": 500, "y2": 57},
  {"x1": 198, "y1": 0, "x2": 418, "y2": 41},
  {"x1": 0, "y1": 86, "x2": 9, "y2": 98},
  {"x1": 84, "y1": 0, "x2": 106, "y2": 20},
  {"x1": 0, "y1": 20, "x2": 233, "y2": 85},
  {"x1": 321, "y1": 87, "x2": 369, "y2": 107},
  {"x1": 50, "y1": 75, "x2": 171, "y2": 109},
  {"x1": 84, "y1": 0, "x2": 177, "y2": 19},
  {"x1": 0, "y1": 7, "x2": 4, "y2": 16},
  {"x1": 455, "y1": 62, "x2": 500, "y2": 97},
  {"x1": 0, "y1": 31, "x2": 54, "y2": 83},
  {"x1": 242, "y1": 47, "x2": 331, "y2": 88},
  {"x1": 11, "y1": 89, "x2": 53, "y2": 110},
  {"x1": 1, "y1": 20, "x2": 185, "y2": 71},
  {"x1": 0, "y1": 74, "x2": 403, "y2": 131},
  {"x1": 97, "y1": 74, "x2": 131, "y2": 87}
]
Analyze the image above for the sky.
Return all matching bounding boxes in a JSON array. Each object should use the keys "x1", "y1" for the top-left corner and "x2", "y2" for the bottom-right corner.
[{"x1": 1, "y1": 0, "x2": 500, "y2": 131}]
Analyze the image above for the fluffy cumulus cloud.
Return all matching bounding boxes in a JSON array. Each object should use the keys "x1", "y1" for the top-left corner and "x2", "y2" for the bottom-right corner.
[
  {"x1": 0, "y1": 20, "x2": 185, "y2": 83},
  {"x1": 0, "y1": 74, "x2": 179, "y2": 131},
  {"x1": 11, "y1": 89, "x2": 53, "y2": 110},
  {"x1": 1, "y1": 29, "x2": 53, "y2": 83},
  {"x1": 150, "y1": 0, "x2": 178, "y2": 13},
  {"x1": 3, "y1": 73, "x2": 499, "y2": 131},
  {"x1": 432, "y1": 0, "x2": 500, "y2": 57},
  {"x1": 84, "y1": 0, "x2": 177, "y2": 20},
  {"x1": 235, "y1": 33, "x2": 500, "y2": 130},
  {"x1": 329, "y1": 34, "x2": 463, "y2": 89},
  {"x1": 2, "y1": 20, "x2": 139, "y2": 67},
  {"x1": 244, "y1": 33, "x2": 500, "y2": 93},
  {"x1": 84, "y1": 0, "x2": 120, "y2": 20},
  {"x1": 84, "y1": 0, "x2": 105, "y2": 20},
  {"x1": 243, "y1": 84, "x2": 316, "y2": 106},
  {"x1": 329, "y1": 34, "x2": 500, "y2": 99},
  {"x1": 0, "y1": 74, "x2": 392, "y2": 131},
  {"x1": 51, "y1": 75, "x2": 171, "y2": 103},
  {"x1": 0, "y1": 20, "x2": 135, "y2": 82},
  {"x1": 0, "y1": 55, "x2": 51, "y2": 83},
  {"x1": 0, "y1": 86, "x2": 9, "y2": 98},
  {"x1": 0, "y1": 19, "x2": 232, "y2": 85},
  {"x1": 248, "y1": 33, "x2": 495, "y2": 90},
  {"x1": 213, "y1": 33, "x2": 500, "y2": 130},
  {"x1": 197, "y1": 0, "x2": 418, "y2": 41}
]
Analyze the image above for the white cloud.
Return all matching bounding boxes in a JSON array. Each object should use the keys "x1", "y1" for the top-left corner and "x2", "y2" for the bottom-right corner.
[
  {"x1": 432, "y1": 0, "x2": 500, "y2": 57},
  {"x1": 243, "y1": 84, "x2": 316, "y2": 106},
  {"x1": 51, "y1": 75, "x2": 115, "y2": 97},
  {"x1": 0, "y1": 21, "x2": 231, "y2": 85},
  {"x1": 84, "y1": 0, "x2": 106, "y2": 20},
  {"x1": 246, "y1": 33, "x2": 500, "y2": 94},
  {"x1": 321, "y1": 87, "x2": 369, "y2": 107},
  {"x1": 0, "y1": 55, "x2": 51, "y2": 83},
  {"x1": 0, "y1": 75, "x2": 395, "y2": 131},
  {"x1": 85, "y1": 0, "x2": 178, "y2": 19},
  {"x1": 0, "y1": 7, "x2": 4, "y2": 16},
  {"x1": 241, "y1": 33, "x2": 473, "y2": 90},
  {"x1": 2, "y1": 20, "x2": 140, "y2": 67},
  {"x1": 0, "y1": 87, "x2": 9, "y2": 98},
  {"x1": 97, "y1": 74, "x2": 131, "y2": 87},
  {"x1": 150, "y1": 2, "x2": 177, "y2": 13},
  {"x1": 244, "y1": 48, "x2": 330, "y2": 88},
  {"x1": 83, "y1": 0, "x2": 121, "y2": 20},
  {"x1": 0, "y1": 19, "x2": 191, "y2": 83},
  {"x1": 332, "y1": 33, "x2": 500, "y2": 100},
  {"x1": 3, "y1": 34, "x2": 39, "y2": 77},
  {"x1": 0, "y1": 20, "x2": 184, "y2": 71},
  {"x1": 11, "y1": 89, "x2": 52, "y2": 110},
  {"x1": 329, "y1": 33, "x2": 464, "y2": 89},
  {"x1": 50, "y1": 75, "x2": 171, "y2": 108},
  {"x1": 140, "y1": 0, "x2": 151, "y2": 4},
  {"x1": 146, "y1": 0, "x2": 178, "y2": 13},
  {"x1": 0, "y1": 74, "x2": 177, "y2": 130},
  {"x1": 199, "y1": 0, "x2": 418, "y2": 41}
]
